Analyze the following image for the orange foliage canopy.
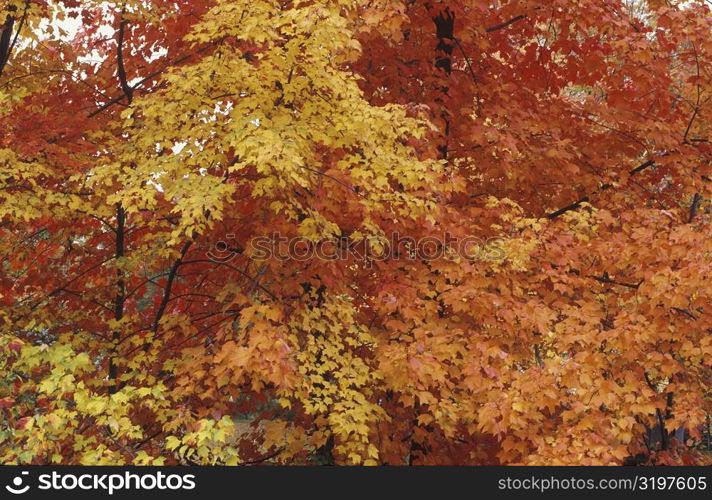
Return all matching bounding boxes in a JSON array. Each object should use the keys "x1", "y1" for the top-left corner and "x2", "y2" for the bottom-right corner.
[{"x1": 0, "y1": 0, "x2": 710, "y2": 465}]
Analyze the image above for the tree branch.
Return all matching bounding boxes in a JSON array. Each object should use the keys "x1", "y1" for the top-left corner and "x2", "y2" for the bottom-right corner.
[
  {"x1": 116, "y1": 5, "x2": 134, "y2": 104},
  {"x1": 0, "y1": 5, "x2": 17, "y2": 78},
  {"x1": 688, "y1": 193, "x2": 702, "y2": 223},
  {"x1": 590, "y1": 272, "x2": 642, "y2": 289},
  {"x1": 238, "y1": 447, "x2": 285, "y2": 465},
  {"x1": 109, "y1": 204, "x2": 126, "y2": 395},
  {"x1": 181, "y1": 259, "x2": 277, "y2": 300},
  {"x1": 546, "y1": 159, "x2": 656, "y2": 219},
  {"x1": 546, "y1": 196, "x2": 590, "y2": 219},
  {"x1": 485, "y1": 14, "x2": 528, "y2": 33},
  {"x1": 88, "y1": 40, "x2": 222, "y2": 118},
  {"x1": 629, "y1": 159, "x2": 655, "y2": 175},
  {"x1": 152, "y1": 241, "x2": 193, "y2": 332}
]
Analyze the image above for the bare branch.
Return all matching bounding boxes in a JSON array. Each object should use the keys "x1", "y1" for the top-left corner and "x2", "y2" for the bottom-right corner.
[
  {"x1": 88, "y1": 40, "x2": 222, "y2": 118},
  {"x1": 116, "y1": 5, "x2": 133, "y2": 104},
  {"x1": 546, "y1": 196, "x2": 590, "y2": 219},
  {"x1": 152, "y1": 241, "x2": 193, "y2": 332},
  {"x1": 0, "y1": 6, "x2": 17, "y2": 78},
  {"x1": 689, "y1": 193, "x2": 702, "y2": 223},
  {"x1": 486, "y1": 14, "x2": 528, "y2": 33},
  {"x1": 546, "y1": 159, "x2": 656, "y2": 219}
]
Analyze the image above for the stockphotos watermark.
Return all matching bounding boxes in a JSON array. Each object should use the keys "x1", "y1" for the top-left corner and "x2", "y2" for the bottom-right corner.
[
  {"x1": 4, "y1": 470, "x2": 196, "y2": 495},
  {"x1": 207, "y1": 232, "x2": 507, "y2": 265}
]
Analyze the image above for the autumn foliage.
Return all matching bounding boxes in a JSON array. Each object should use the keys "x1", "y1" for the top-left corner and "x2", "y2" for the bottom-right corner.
[{"x1": 0, "y1": 0, "x2": 711, "y2": 465}]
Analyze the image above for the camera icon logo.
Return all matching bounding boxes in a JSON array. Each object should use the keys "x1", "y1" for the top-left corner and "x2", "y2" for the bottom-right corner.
[{"x1": 5, "y1": 471, "x2": 30, "y2": 494}]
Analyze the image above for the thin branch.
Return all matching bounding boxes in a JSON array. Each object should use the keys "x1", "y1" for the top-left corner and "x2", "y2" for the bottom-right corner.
[
  {"x1": 152, "y1": 241, "x2": 193, "y2": 332},
  {"x1": 88, "y1": 40, "x2": 222, "y2": 118},
  {"x1": 453, "y1": 36, "x2": 476, "y2": 83},
  {"x1": 181, "y1": 259, "x2": 277, "y2": 300},
  {"x1": 2, "y1": 69, "x2": 113, "y2": 101},
  {"x1": 672, "y1": 307, "x2": 698, "y2": 321},
  {"x1": 485, "y1": 14, "x2": 528, "y2": 33},
  {"x1": 6, "y1": 1, "x2": 28, "y2": 61},
  {"x1": 683, "y1": 43, "x2": 702, "y2": 144},
  {"x1": 590, "y1": 273, "x2": 642, "y2": 289},
  {"x1": 60, "y1": 288, "x2": 114, "y2": 314},
  {"x1": 133, "y1": 430, "x2": 163, "y2": 450},
  {"x1": 0, "y1": 5, "x2": 17, "y2": 78},
  {"x1": 159, "y1": 314, "x2": 233, "y2": 354},
  {"x1": 103, "y1": 427, "x2": 137, "y2": 458},
  {"x1": 116, "y1": 4, "x2": 133, "y2": 104},
  {"x1": 629, "y1": 159, "x2": 655, "y2": 175},
  {"x1": 546, "y1": 159, "x2": 656, "y2": 219},
  {"x1": 0, "y1": 0, "x2": 30, "y2": 74},
  {"x1": 298, "y1": 165, "x2": 366, "y2": 198},
  {"x1": 109, "y1": 204, "x2": 126, "y2": 395},
  {"x1": 238, "y1": 447, "x2": 285, "y2": 465},
  {"x1": 689, "y1": 193, "x2": 702, "y2": 223},
  {"x1": 124, "y1": 271, "x2": 171, "y2": 299},
  {"x1": 546, "y1": 196, "x2": 590, "y2": 219},
  {"x1": 29, "y1": 256, "x2": 116, "y2": 311}
]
